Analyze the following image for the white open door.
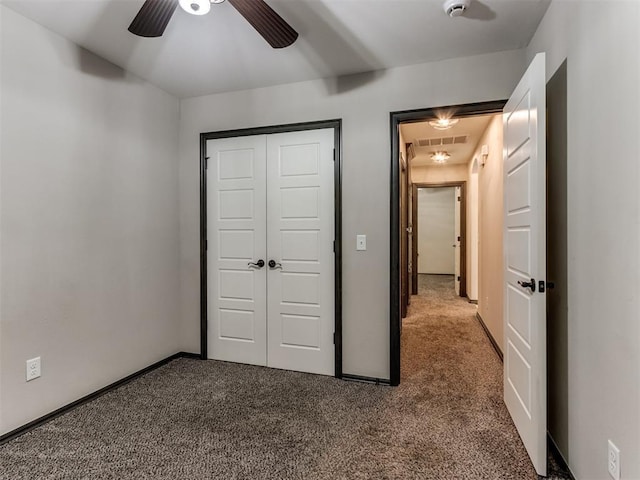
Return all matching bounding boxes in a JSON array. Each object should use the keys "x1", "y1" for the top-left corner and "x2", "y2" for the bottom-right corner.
[
  {"x1": 266, "y1": 129, "x2": 335, "y2": 376},
  {"x1": 207, "y1": 135, "x2": 268, "y2": 366},
  {"x1": 503, "y1": 52, "x2": 547, "y2": 476},
  {"x1": 454, "y1": 186, "x2": 461, "y2": 296}
]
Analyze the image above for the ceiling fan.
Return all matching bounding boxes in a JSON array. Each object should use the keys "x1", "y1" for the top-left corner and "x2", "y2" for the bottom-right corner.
[{"x1": 128, "y1": 0, "x2": 298, "y2": 48}]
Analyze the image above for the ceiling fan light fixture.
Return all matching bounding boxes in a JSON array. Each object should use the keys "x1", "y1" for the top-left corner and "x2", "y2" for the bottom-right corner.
[
  {"x1": 429, "y1": 117, "x2": 459, "y2": 130},
  {"x1": 431, "y1": 151, "x2": 451, "y2": 163},
  {"x1": 179, "y1": 0, "x2": 211, "y2": 16}
]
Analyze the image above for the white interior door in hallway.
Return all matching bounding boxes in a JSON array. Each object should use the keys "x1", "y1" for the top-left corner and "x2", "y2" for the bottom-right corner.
[
  {"x1": 207, "y1": 128, "x2": 335, "y2": 376},
  {"x1": 503, "y1": 52, "x2": 547, "y2": 476}
]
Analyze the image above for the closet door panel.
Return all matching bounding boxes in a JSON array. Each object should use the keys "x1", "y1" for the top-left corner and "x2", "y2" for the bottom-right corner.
[
  {"x1": 207, "y1": 135, "x2": 267, "y2": 366},
  {"x1": 266, "y1": 129, "x2": 335, "y2": 376}
]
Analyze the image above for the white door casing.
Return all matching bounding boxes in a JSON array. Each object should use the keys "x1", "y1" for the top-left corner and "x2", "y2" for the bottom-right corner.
[
  {"x1": 454, "y1": 186, "x2": 461, "y2": 296},
  {"x1": 503, "y1": 52, "x2": 547, "y2": 476},
  {"x1": 208, "y1": 135, "x2": 268, "y2": 366},
  {"x1": 266, "y1": 129, "x2": 335, "y2": 375},
  {"x1": 207, "y1": 128, "x2": 335, "y2": 376}
]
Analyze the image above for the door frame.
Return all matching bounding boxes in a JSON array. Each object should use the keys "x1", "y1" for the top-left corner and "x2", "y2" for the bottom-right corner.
[
  {"x1": 200, "y1": 119, "x2": 343, "y2": 378},
  {"x1": 389, "y1": 100, "x2": 505, "y2": 386},
  {"x1": 400, "y1": 151, "x2": 409, "y2": 318},
  {"x1": 412, "y1": 182, "x2": 467, "y2": 298}
]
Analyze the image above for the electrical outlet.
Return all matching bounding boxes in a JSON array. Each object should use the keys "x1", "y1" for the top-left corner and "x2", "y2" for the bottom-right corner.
[
  {"x1": 26, "y1": 357, "x2": 41, "y2": 381},
  {"x1": 608, "y1": 439, "x2": 620, "y2": 480}
]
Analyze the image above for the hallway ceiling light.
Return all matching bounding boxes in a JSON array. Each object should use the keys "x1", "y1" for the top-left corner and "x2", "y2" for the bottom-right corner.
[
  {"x1": 428, "y1": 118, "x2": 459, "y2": 130},
  {"x1": 431, "y1": 151, "x2": 451, "y2": 163}
]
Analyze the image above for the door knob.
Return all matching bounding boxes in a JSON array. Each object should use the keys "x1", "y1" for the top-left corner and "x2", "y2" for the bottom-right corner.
[
  {"x1": 517, "y1": 278, "x2": 536, "y2": 292},
  {"x1": 268, "y1": 260, "x2": 282, "y2": 269},
  {"x1": 248, "y1": 259, "x2": 265, "y2": 269}
]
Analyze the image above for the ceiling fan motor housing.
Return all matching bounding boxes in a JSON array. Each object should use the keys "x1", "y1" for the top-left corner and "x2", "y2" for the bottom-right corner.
[{"x1": 443, "y1": 0, "x2": 471, "y2": 17}]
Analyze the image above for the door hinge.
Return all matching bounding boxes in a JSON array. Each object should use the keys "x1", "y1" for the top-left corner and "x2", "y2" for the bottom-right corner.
[
  {"x1": 333, "y1": 332, "x2": 336, "y2": 344},
  {"x1": 457, "y1": 236, "x2": 461, "y2": 241},
  {"x1": 457, "y1": 196, "x2": 461, "y2": 201},
  {"x1": 457, "y1": 276, "x2": 460, "y2": 281},
  {"x1": 333, "y1": 240, "x2": 335, "y2": 252},
  {"x1": 333, "y1": 149, "x2": 336, "y2": 161},
  {"x1": 205, "y1": 156, "x2": 210, "y2": 169},
  {"x1": 206, "y1": 240, "x2": 208, "y2": 250}
]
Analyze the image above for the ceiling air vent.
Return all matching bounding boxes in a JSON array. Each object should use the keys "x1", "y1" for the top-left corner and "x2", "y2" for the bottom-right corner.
[{"x1": 416, "y1": 135, "x2": 468, "y2": 147}]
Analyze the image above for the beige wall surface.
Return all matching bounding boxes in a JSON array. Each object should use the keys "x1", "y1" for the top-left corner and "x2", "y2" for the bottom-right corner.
[
  {"x1": 179, "y1": 50, "x2": 526, "y2": 379},
  {"x1": 467, "y1": 158, "x2": 479, "y2": 301},
  {"x1": 411, "y1": 164, "x2": 468, "y2": 185},
  {"x1": 472, "y1": 116, "x2": 504, "y2": 351},
  {"x1": 527, "y1": 2, "x2": 640, "y2": 478},
  {"x1": 0, "y1": 7, "x2": 181, "y2": 435}
]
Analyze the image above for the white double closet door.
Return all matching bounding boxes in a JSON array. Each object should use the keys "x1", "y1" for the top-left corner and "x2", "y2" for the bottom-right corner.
[{"x1": 207, "y1": 128, "x2": 335, "y2": 376}]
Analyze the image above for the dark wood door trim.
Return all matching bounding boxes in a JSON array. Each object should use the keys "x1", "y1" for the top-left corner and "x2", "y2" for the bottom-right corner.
[
  {"x1": 412, "y1": 182, "x2": 467, "y2": 298},
  {"x1": 400, "y1": 152, "x2": 408, "y2": 318},
  {"x1": 389, "y1": 100, "x2": 506, "y2": 386}
]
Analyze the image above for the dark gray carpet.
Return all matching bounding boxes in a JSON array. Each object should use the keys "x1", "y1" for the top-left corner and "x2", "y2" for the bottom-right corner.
[{"x1": 1, "y1": 275, "x2": 570, "y2": 479}]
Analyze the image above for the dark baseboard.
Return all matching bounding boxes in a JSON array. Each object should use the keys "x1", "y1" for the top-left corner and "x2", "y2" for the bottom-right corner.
[
  {"x1": 548, "y1": 433, "x2": 575, "y2": 479},
  {"x1": 0, "y1": 351, "x2": 200, "y2": 445},
  {"x1": 475, "y1": 313, "x2": 503, "y2": 362},
  {"x1": 468, "y1": 299, "x2": 478, "y2": 305},
  {"x1": 342, "y1": 373, "x2": 392, "y2": 385},
  {"x1": 179, "y1": 352, "x2": 202, "y2": 360}
]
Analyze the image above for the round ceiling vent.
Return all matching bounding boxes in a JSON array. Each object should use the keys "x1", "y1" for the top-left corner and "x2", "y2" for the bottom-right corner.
[{"x1": 443, "y1": 0, "x2": 471, "y2": 17}]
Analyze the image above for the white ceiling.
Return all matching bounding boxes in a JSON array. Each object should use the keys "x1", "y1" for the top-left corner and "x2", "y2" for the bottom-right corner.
[
  {"x1": 2, "y1": 0, "x2": 550, "y2": 98},
  {"x1": 401, "y1": 114, "x2": 495, "y2": 167}
]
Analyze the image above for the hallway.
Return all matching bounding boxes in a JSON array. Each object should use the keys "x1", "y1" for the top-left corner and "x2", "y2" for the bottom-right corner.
[{"x1": 400, "y1": 274, "x2": 570, "y2": 478}]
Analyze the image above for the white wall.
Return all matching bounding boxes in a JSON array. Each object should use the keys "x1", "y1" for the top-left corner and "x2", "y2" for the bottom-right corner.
[
  {"x1": 467, "y1": 158, "x2": 479, "y2": 301},
  {"x1": 417, "y1": 188, "x2": 455, "y2": 274},
  {"x1": 179, "y1": 50, "x2": 526, "y2": 379},
  {"x1": 527, "y1": 2, "x2": 640, "y2": 478},
  {"x1": 0, "y1": 6, "x2": 181, "y2": 435},
  {"x1": 470, "y1": 115, "x2": 504, "y2": 348},
  {"x1": 411, "y1": 164, "x2": 468, "y2": 185}
]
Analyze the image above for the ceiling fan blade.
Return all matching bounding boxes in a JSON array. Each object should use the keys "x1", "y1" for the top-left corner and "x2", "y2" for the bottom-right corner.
[
  {"x1": 227, "y1": 0, "x2": 298, "y2": 48},
  {"x1": 128, "y1": 0, "x2": 179, "y2": 38}
]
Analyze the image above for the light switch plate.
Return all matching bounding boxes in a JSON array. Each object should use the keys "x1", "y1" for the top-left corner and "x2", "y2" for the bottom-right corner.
[{"x1": 356, "y1": 235, "x2": 367, "y2": 251}]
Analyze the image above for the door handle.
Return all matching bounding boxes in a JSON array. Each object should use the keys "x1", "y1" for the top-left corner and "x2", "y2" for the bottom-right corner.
[
  {"x1": 248, "y1": 259, "x2": 265, "y2": 269},
  {"x1": 268, "y1": 260, "x2": 282, "y2": 270},
  {"x1": 517, "y1": 278, "x2": 536, "y2": 292}
]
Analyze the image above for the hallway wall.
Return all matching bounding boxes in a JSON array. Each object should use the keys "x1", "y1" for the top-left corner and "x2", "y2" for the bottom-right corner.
[
  {"x1": 467, "y1": 159, "x2": 479, "y2": 302},
  {"x1": 527, "y1": 2, "x2": 640, "y2": 478},
  {"x1": 411, "y1": 164, "x2": 467, "y2": 185},
  {"x1": 473, "y1": 116, "x2": 504, "y2": 348}
]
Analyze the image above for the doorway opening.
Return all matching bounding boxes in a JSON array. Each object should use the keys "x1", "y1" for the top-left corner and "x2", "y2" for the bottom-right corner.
[
  {"x1": 412, "y1": 183, "x2": 466, "y2": 300},
  {"x1": 390, "y1": 100, "x2": 506, "y2": 386},
  {"x1": 390, "y1": 58, "x2": 569, "y2": 478}
]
